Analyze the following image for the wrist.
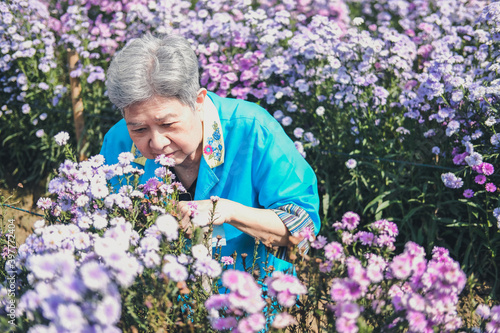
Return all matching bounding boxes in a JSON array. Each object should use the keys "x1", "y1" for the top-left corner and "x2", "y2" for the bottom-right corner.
[{"x1": 219, "y1": 198, "x2": 237, "y2": 224}]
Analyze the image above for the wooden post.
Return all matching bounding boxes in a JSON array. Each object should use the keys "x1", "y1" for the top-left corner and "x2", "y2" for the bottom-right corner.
[{"x1": 67, "y1": 49, "x2": 86, "y2": 161}]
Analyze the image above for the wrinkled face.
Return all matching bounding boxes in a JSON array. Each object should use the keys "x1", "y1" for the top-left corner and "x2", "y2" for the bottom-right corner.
[{"x1": 124, "y1": 91, "x2": 206, "y2": 169}]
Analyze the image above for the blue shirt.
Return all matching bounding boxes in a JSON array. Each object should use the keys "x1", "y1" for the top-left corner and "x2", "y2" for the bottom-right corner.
[{"x1": 100, "y1": 92, "x2": 320, "y2": 274}]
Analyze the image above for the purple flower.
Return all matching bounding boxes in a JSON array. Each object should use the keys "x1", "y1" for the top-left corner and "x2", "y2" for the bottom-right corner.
[
  {"x1": 463, "y1": 189, "x2": 474, "y2": 198},
  {"x1": 265, "y1": 271, "x2": 307, "y2": 307},
  {"x1": 465, "y1": 152, "x2": 483, "y2": 167},
  {"x1": 331, "y1": 278, "x2": 362, "y2": 302},
  {"x1": 211, "y1": 317, "x2": 238, "y2": 330},
  {"x1": 475, "y1": 175, "x2": 487, "y2": 184},
  {"x1": 311, "y1": 235, "x2": 328, "y2": 249},
  {"x1": 337, "y1": 302, "x2": 361, "y2": 320},
  {"x1": 475, "y1": 304, "x2": 491, "y2": 319},
  {"x1": 355, "y1": 231, "x2": 374, "y2": 246},
  {"x1": 441, "y1": 172, "x2": 463, "y2": 189},
  {"x1": 298, "y1": 226, "x2": 315, "y2": 242}
]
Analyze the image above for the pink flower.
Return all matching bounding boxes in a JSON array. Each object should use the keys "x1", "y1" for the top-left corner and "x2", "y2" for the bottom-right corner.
[
  {"x1": 389, "y1": 254, "x2": 412, "y2": 280},
  {"x1": 335, "y1": 317, "x2": 358, "y2": 333},
  {"x1": 271, "y1": 312, "x2": 296, "y2": 329},
  {"x1": 406, "y1": 311, "x2": 428, "y2": 332},
  {"x1": 342, "y1": 231, "x2": 354, "y2": 245},
  {"x1": 203, "y1": 144, "x2": 213, "y2": 155},
  {"x1": 341, "y1": 211, "x2": 360, "y2": 230},
  {"x1": 211, "y1": 317, "x2": 237, "y2": 330},
  {"x1": 205, "y1": 294, "x2": 229, "y2": 311},
  {"x1": 485, "y1": 183, "x2": 497, "y2": 192},
  {"x1": 481, "y1": 162, "x2": 495, "y2": 176},
  {"x1": 237, "y1": 314, "x2": 265, "y2": 333},
  {"x1": 298, "y1": 226, "x2": 315, "y2": 242},
  {"x1": 221, "y1": 256, "x2": 234, "y2": 265},
  {"x1": 311, "y1": 235, "x2": 328, "y2": 249},
  {"x1": 324, "y1": 241, "x2": 344, "y2": 261},
  {"x1": 337, "y1": 302, "x2": 361, "y2": 320},
  {"x1": 277, "y1": 290, "x2": 297, "y2": 307},
  {"x1": 265, "y1": 271, "x2": 307, "y2": 307}
]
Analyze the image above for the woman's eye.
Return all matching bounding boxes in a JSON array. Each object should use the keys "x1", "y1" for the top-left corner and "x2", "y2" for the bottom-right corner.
[
  {"x1": 162, "y1": 123, "x2": 173, "y2": 127},
  {"x1": 132, "y1": 128, "x2": 146, "y2": 133}
]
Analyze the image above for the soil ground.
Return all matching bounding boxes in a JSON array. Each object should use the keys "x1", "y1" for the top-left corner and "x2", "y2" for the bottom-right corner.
[{"x1": 1, "y1": 184, "x2": 46, "y2": 246}]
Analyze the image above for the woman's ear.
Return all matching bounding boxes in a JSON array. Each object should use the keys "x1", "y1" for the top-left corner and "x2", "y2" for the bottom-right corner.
[{"x1": 195, "y1": 88, "x2": 208, "y2": 112}]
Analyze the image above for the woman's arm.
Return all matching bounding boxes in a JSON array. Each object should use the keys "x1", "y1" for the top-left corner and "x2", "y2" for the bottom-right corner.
[{"x1": 177, "y1": 198, "x2": 292, "y2": 247}]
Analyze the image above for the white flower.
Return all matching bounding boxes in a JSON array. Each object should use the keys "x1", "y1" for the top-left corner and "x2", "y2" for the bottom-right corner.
[
  {"x1": 162, "y1": 261, "x2": 188, "y2": 282},
  {"x1": 353, "y1": 17, "x2": 364, "y2": 26},
  {"x1": 156, "y1": 214, "x2": 179, "y2": 241},
  {"x1": 465, "y1": 152, "x2": 483, "y2": 166},
  {"x1": 54, "y1": 131, "x2": 70, "y2": 146},
  {"x1": 94, "y1": 296, "x2": 121, "y2": 326},
  {"x1": 345, "y1": 159, "x2": 357, "y2": 169},
  {"x1": 493, "y1": 207, "x2": 500, "y2": 220},
  {"x1": 491, "y1": 133, "x2": 500, "y2": 146},
  {"x1": 191, "y1": 244, "x2": 209, "y2": 259},
  {"x1": 485, "y1": 116, "x2": 497, "y2": 127},
  {"x1": 118, "y1": 152, "x2": 135, "y2": 165},
  {"x1": 57, "y1": 303, "x2": 87, "y2": 330},
  {"x1": 315, "y1": 106, "x2": 325, "y2": 116},
  {"x1": 80, "y1": 261, "x2": 110, "y2": 291}
]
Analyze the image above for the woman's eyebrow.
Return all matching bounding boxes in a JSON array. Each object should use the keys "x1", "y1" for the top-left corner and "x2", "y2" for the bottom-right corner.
[{"x1": 126, "y1": 121, "x2": 146, "y2": 126}]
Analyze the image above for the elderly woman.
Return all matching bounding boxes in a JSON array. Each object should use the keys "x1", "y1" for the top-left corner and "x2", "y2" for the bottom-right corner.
[{"x1": 100, "y1": 33, "x2": 320, "y2": 274}]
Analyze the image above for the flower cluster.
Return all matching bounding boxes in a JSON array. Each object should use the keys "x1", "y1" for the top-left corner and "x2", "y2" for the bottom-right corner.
[
  {"x1": 205, "y1": 270, "x2": 267, "y2": 332},
  {"x1": 475, "y1": 303, "x2": 500, "y2": 332},
  {"x1": 0, "y1": 132, "x2": 223, "y2": 331},
  {"x1": 292, "y1": 211, "x2": 470, "y2": 332},
  {"x1": 265, "y1": 271, "x2": 307, "y2": 307}
]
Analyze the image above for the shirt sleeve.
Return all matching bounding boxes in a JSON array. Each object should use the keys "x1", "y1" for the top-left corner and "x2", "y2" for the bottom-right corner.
[{"x1": 272, "y1": 203, "x2": 315, "y2": 258}]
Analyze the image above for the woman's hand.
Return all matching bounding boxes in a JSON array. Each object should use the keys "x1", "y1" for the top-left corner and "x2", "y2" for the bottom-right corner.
[{"x1": 177, "y1": 199, "x2": 233, "y2": 236}]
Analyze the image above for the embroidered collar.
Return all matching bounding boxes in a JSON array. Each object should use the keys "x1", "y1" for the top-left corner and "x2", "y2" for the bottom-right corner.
[
  {"x1": 202, "y1": 96, "x2": 225, "y2": 168},
  {"x1": 131, "y1": 95, "x2": 225, "y2": 169}
]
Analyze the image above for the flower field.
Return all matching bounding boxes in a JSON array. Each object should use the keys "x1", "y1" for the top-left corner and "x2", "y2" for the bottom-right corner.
[{"x1": 1, "y1": 0, "x2": 500, "y2": 332}]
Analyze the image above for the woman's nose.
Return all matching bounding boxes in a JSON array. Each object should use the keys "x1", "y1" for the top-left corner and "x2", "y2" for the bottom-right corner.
[{"x1": 149, "y1": 130, "x2": 170, "y2": 151}]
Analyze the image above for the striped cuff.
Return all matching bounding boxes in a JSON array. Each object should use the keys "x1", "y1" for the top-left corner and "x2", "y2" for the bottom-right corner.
[{"x1": 272, "y1": 203, "x2": 315, "y2": 260}]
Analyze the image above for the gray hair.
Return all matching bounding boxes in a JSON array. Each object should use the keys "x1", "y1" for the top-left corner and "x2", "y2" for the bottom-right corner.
[{"x1": 106, "y1": 33, "x2": 200, "y2": 113}]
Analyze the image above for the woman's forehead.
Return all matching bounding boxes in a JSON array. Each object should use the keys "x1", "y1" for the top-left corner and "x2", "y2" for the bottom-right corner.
[{"x1": 125, "y1": 96, "x2": 188, "y2": 120}]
